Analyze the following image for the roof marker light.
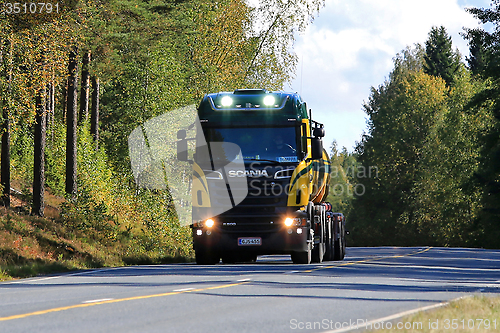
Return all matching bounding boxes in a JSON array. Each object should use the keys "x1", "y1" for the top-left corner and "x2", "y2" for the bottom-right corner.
[
  {"x1": 263, "y1": 95, "x2": 275, "y2": 106},
  {"x1": 221, "y1": 96, "x2": 233, "y2": 107}
]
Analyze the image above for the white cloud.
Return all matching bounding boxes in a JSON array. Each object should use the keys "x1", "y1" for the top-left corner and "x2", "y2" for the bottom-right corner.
[{"x1": 289, "y1": 0, "x2": 491, "y2": 151}]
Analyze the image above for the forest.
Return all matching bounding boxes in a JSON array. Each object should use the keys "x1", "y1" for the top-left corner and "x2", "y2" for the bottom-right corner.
[
  {"x1": 329, "y1": 6, "x2": 500, "y2": 249},
  {"x1": 0, "y1": 0, "x2": 499, "y2": 278},
  {"x1": 0, "y1": 0, "x2": 324, "y2": 275}
]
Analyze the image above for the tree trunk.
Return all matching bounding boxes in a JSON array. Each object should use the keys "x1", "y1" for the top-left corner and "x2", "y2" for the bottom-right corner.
[
  {"x1": 50, "y1": 81, "x2": 55, "y2": 144},
  {"x1": 66, "y1": 49, "x2": 78, "y2": 197},
  {"x1": 46, "y1": 81, "x2": 54, "y2": 146},
  {"x1": 1, "y1": 39, "x2": 12, "y2": 208},
  {"x1": 91, "y1": 76, "x2": 99, "y2": 150},
  {"x1": 79, "y1": 50, "x2": 91, "y2": 123},
  {"x1": 1, "y1": 108, "x2": 10, "y2": 208},
  {"x1": 62, "y1": 82, "x2": 67, "y2": 122},
  {"x1": 33, "y1": 88, "x2": 46, "y2": 217}
]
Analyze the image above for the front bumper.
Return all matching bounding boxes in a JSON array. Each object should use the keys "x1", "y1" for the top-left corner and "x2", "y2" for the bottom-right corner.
[{"x1": 192, "y1": 225, "x2": 309, "y2": 255}]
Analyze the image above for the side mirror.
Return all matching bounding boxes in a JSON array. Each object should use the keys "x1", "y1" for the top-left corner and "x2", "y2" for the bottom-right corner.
[
  {"x1": 311, "y1": 137, "x2": 323, "y2": 160},
  {"x1": 313, "y1": 127, "x2": 325, "y2": 138}
]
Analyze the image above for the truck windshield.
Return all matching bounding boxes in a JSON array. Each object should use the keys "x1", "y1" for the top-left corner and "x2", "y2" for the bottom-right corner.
[{"x1": 201, "y1": 127, "x2": 298, "y2": 163}]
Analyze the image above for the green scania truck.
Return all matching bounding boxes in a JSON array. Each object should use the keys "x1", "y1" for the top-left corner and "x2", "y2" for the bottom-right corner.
[{"x1": 177, "y1": 89, "x2": 346, "y2": 264}]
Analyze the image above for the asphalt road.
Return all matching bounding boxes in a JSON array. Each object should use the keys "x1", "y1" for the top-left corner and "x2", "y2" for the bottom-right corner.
[{"x1": 0, "y1": 247, "x2": 499, "y2": 333}]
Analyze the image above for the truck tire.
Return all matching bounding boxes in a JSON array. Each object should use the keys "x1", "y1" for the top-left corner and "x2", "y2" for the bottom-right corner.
[
  {"x1": 312, "y1": 243, "x2": 324, "y2": 263},
  {"x1": 324, "y1": 220, "x2": 334, "y2": 261},
  {"x1": 341, "y1": 226, "x2": 346, "y2": 259},
  {"x1": 195, "y1": 247, "x2": 220, "y2": 265},
  {"x1": 312, "y1": 205, "x2": 325, "y2": 263},
  {"x1": 333, "y1": 223, "x2": 345, "y2": 261},
  {"x1": 291, "y1": 248, "x2": 311, "y2": 264}
]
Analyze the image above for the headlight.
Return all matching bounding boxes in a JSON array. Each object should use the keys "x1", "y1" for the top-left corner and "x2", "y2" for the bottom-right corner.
[
  {"x1": 284, "y1": 217, "x2": 305, "y2": 227},
  {"x1": 205, "y1": 219, "x2": 215, "y2": 228}
]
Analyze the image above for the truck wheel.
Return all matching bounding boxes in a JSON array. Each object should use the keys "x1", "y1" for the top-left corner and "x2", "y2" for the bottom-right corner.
[
  {"x1": 333, "y1": 224, "x2": 345, "y2": 261},
  {"x1": 291, "y1": 246, "x2": 311, "y2": 264},
  {"x1": 195, "y1": 248, "x2": 220, "y2": 265},
  {"x1": 324, "y1": 221, "x2": 334, "y2": 261},
  {"x1": 312, "y1": 243, "x2": 324, "y2": 263},
  {"x1": 341, "y1": 226, "x2": 346, "y2": 259}
]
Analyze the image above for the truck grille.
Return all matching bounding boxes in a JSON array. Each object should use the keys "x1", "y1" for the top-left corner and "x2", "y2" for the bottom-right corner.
[{"x1": 208, "y1": 178, "x2": 290, "y2": 218}]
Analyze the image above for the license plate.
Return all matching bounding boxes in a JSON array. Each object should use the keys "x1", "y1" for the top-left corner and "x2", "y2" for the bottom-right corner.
[{"x1": 238, "y1": 237, "x2": 262, "y2": 246}]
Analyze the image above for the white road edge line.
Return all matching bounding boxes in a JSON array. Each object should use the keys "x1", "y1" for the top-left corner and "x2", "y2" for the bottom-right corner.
[
  {"x1": 8, "y1": 276, "x2": 60, "y2": 283},
  {"x1": 172, "y1": 288, "x2": 195, "y2": 292},
  {"x1": 322, "y1": 297, "x2": 468, "y2": 333},
  {"x1": 82, "y1": 298, "x2": 114, "y2": 304},
  {"x1": 237, "y1": 278, "x2": 251, "y2": 282},
  {"x1": 6, "y1": 267, "x2": 127, "y2": 284}
]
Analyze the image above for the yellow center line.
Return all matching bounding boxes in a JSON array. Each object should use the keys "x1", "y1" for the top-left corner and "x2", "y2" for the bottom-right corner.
[
  {"x1": 303, "y1": 247, "x2": 433, "y2": 273},
  {"x1": 0, "y1": 281, "x2": 249, "y2": 322}
]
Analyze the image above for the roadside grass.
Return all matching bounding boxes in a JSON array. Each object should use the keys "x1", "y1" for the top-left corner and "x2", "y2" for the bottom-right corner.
[
  {"x1": 367, "y1": 295, "x2": 500, "y2": 332},
  {"x1": 0, "y1": 195, "x2": 194, "y2": 281}
]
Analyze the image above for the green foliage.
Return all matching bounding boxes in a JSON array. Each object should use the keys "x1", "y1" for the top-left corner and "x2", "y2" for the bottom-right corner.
[
  {"x1": 326, "y1": 141, "x2": 359, "y2": 216},
  {"x1": 45, "y1": 122, "x2": 67, "y2": 196},
  {"x1": 349, "y1": 41, "x2": 489, "y2": 247},
  {"x1": 423, "y1": 26, "x2": 460, "y2": 87},
  {"x1": 100, "y1": 41, "x2": 192, "y2": 172},
  {"x1": 244, "y1": 0, "x2": 324, "y2": 88},
  {"x1": 10, "y1": 124, "x2": 34, "y2": 184},
  {"x1": 344, "y1": 6, "x2": 500, "y2": 248},
  {"x1": 462, "y1": 1, "x2": 500, "y2": 248}
]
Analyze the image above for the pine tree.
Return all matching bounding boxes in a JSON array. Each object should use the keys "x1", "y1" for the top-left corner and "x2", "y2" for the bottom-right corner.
[
  {"x1": 465, "y1": 30, "x2": 487, "y2": 75},
  {"x1": 66, "y1": 49, "x2": 78, "y2": 197},
  {"x1": 79, "y1": 50, "x2": 91, "y2": 123},
  {"x1": 0, "y1": 39, "x2": 12, "y2": 207},
  {"x1": 33, "y1": 88, "x2": 46, "y2": 217},
  {"x1": 423, "y1": 26, "x2": 460, "y2": 87}
]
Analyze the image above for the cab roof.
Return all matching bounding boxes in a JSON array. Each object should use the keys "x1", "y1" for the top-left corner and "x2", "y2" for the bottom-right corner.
[{"x1": 198, "y1": 89, "x2": 308, "y2": 120}]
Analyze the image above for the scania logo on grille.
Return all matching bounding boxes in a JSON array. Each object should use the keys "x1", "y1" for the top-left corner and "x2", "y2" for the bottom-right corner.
[{"x1": 228, "y1": 170, "x2": 269, "y2": 178}]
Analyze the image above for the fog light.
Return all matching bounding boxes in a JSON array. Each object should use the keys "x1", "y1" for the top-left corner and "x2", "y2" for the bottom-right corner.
[
  {"x1": 297, "y1": 228, "x2": 302, "y2": 234},
  {"x1": 196, "y1": 229, "x2": 203, "y2": 236},
  {"x1": 205, "y1": 219, "x2": 215, "y2": 228},
  {"x1": 284, "y1": 218, "x2": 293, "y2": 227}
]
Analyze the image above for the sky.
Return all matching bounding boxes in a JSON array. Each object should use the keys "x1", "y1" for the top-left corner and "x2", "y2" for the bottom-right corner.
[{"x1": 288, "y1": 0, "x2": 493, "y2": 152}]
